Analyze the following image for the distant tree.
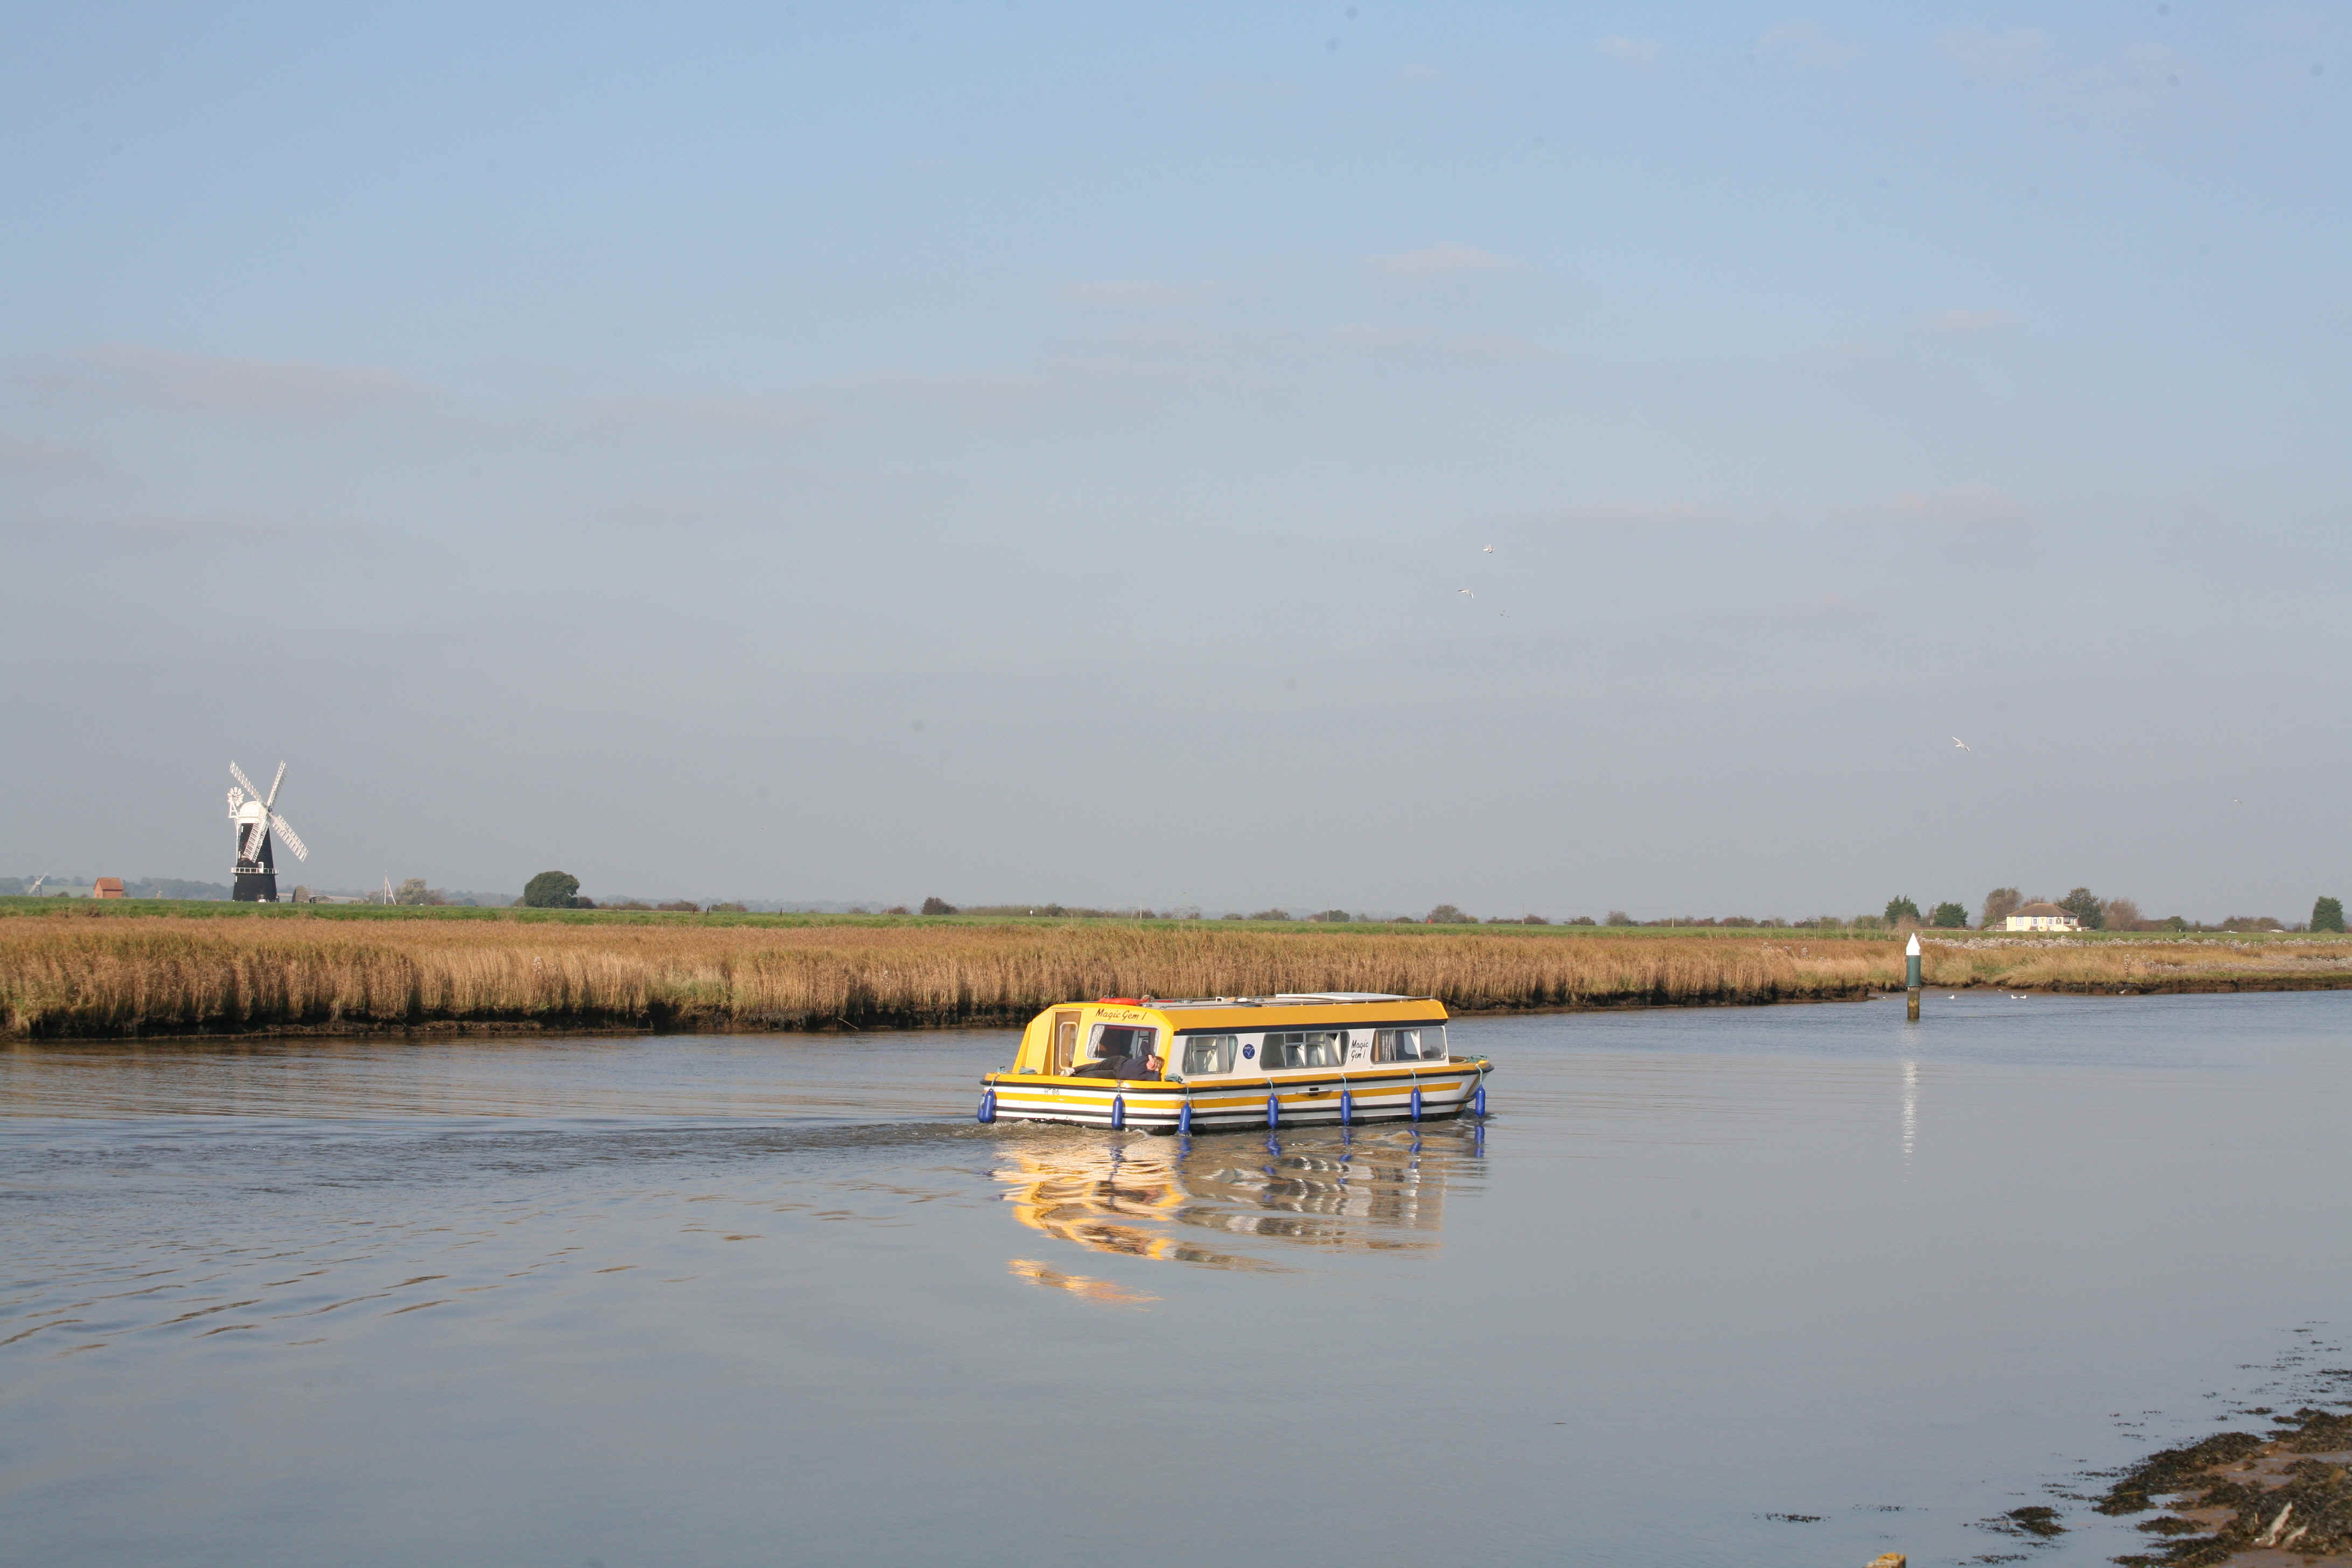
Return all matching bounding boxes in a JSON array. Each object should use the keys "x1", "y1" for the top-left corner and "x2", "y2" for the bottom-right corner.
[
  {"x1": 1884, "y1": 896, "x2": 1921, "y2": 925},
  {"x1": 1929, "y1": 901, "x2": 1968, "y2": 929},
  {"x1": 1851, "y1": 914, "x2": 1886, "y2": 930},
  {"x1": 1249, "y1": 908, "x2": 1294, "y2": 922},
  {"x1": 656, "y1": 900, "x2": 699, "y2": 913},
  {"x1": 1718, "y1": 915, "x2": 1755, "y2": 928},
  {"x1": 919, "y1": 896, "x2": 957, "y2": 915},
  {"x1": 1310, "y1": 909, "x2": 1353, "y2": 923},
  {"x1": 1603, "y1": 909, "x2": 1634, "y2": 926},
  {"x1": 522, "y1": 871, "x2": 582, "y2": 908},
  {"x1": 395, "y1": 877, "x2": 446, "y2": 907},
  {"x1": 2059, "y1": 887, "x2": 2105, "y2": 930},
  {"x1": 1567, "y1": 915, "x2": 1598, "y2": 926},
  {"x1": 1979, "y1": 887, "x2": 2023, "y2": 930},
  {"x1": 2312, "y1": 895, "x2": 2346, "y2": 933},
  {"x1": 2162, "y1": 914, "x2": 2190, "y2": 932},
  {"x1": 710, "y1": 901, "x2": 748, "y2": 913},
  {"x1": 1520, "y1": 913, "x2": 1550, "y2": 925},
  {"x1": 1424, "y1": 904, "x2": 1473, "y2": 924},
  {"x1": 2102, "y1": 897, "x2": 2143, "y2": 931}
]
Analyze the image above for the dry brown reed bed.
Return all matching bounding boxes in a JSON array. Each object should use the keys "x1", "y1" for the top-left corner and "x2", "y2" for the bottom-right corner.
[
  {"x1": 4, "y1": 919, "x2": 2349, "y2": 1039},
  {"x1": 1920, "y1": 934, "x2": 2352, "y2": 995}
]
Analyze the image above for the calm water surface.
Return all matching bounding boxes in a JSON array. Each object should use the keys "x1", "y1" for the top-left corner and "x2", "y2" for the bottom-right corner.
[{"x1": 4, "y1": 993, "x2": 2349, "y2": 1566}]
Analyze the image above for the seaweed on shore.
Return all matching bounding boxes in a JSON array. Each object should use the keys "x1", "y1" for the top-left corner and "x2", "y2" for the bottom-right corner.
[
  {"x1": 2095, "y1": 1432, "x2": 2266, "y2": 1516},
  {"x1": 2004, "y1": 1506, "x2": 2068, "y2": 1538},
  {"x1": 2098, "y1": 1408, "x2": 2352, "y2": 1567},
  {"x1": 2278, "y1": 1406, "x2": 2352, "y2": 1453},
  {"x1": 1970, "y1": 1503, "x2": 2068, "y2": 1550}
]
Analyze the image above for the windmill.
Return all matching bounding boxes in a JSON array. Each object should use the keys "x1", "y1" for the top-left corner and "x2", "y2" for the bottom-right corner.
[{"x1": 226, "y1": 761, "x2": 307, "y2": 902}]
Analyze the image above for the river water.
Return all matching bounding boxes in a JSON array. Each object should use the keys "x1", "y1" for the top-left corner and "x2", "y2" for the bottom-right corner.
[{"x1": 4, "y1": 992, "x2": 2348, "y2": 1567}]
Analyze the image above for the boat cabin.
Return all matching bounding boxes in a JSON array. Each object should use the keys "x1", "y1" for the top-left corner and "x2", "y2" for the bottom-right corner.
[{"x1": 1009, "y1": 993, "x2": 1452, "y2": 1081}]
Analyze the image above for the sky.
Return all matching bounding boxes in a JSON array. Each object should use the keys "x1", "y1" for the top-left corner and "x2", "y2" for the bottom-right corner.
[{"x1": 4, "y1": 1, "x2": 2348, "y2": 919}]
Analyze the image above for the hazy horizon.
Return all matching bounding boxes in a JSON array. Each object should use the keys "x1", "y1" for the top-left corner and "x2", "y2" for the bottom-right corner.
[{"x1": 7, "y1": 4, "x2": 2347, "y2": 918}]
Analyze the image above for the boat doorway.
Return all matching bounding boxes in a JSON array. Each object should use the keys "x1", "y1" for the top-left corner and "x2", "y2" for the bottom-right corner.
[{"x1": 1053, "y1": 1011, "x2": 1081, "y2": 1075}]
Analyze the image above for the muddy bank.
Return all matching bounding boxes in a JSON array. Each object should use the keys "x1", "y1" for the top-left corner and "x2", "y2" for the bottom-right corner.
[
  {"x1": 1980, "y1": 976, "x2": 2352, "y2": 998},
  {"x1": 2096, "y1": 1408, "x2": 2352, "y2": 1566}
]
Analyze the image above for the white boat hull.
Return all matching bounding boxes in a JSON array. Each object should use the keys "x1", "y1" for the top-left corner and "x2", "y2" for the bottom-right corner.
[{"x1": 980, "y1": 1061, "x2": 1489, "y2": 1133}]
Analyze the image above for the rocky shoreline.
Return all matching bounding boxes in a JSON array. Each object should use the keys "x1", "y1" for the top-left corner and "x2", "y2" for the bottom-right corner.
[{"x1": 2095, "y1": 1408, "x2": 2352, "y2": 1566}]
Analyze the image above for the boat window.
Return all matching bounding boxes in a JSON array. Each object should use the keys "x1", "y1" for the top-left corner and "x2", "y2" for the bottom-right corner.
[
  {"x1": 1374, "y1": 1027, "x2": 1446, "y2": 1062},
  {"x1": 1259, "y1": 1031, "x2": 1343, "y2": 1070},
  {"x1": 1179, "y1": 1034, "x2": 1237, "y2": 1074},
  {"x1": 1089, "y1": 1024, "x2": 1157, "y2": 1061}
]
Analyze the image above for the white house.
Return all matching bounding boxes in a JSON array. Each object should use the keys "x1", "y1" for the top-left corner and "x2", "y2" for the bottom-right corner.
[{"x1": 2006, "y1": 901, "x2": 2080, "y2": 932}]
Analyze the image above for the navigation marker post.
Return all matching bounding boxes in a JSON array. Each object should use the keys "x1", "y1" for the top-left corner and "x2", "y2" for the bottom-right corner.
[{"x1": 1906, "y1": 932, "x2": 1923, "y2": 1022}]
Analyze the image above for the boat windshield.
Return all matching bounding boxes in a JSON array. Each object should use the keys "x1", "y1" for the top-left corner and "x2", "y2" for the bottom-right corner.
[
  {"x1": 1374, "y1": 1026, "x2": 1446, "y2": 1062},
  {"x1": 1089, "y1": 1024, "x2": 1157, "y2": 1062}
]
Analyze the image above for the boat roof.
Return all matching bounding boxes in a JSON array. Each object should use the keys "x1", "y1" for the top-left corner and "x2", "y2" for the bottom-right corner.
[
  {"x1": 1150, "y1": 992, "x2": 1416, "y2": 1008},
  {"x1": 1061, "y1": 993, "x2": 1449, "y2": 1030}
]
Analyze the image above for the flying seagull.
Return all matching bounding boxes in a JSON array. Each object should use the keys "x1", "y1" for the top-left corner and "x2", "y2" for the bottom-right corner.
[
  {"x1": 1482, "y1": 544, "x2": 1495, "y2": 554},
  {"x1": 1458, "y1": 587, "x2": 1475, "y2": 597},
  {"x1": 1952, "y1": 737, "x2": 1971, "y2": 752}
]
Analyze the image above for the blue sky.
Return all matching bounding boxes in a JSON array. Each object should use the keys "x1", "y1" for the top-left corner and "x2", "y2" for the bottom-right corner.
[{"x1": 5, "y1": 2, "x2": 2348, "y2": 916}]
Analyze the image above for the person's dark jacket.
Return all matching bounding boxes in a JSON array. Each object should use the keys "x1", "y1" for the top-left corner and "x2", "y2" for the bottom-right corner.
[{"x1": 1073, "y1": 1056, "x2": 1160, "y2": 1081}]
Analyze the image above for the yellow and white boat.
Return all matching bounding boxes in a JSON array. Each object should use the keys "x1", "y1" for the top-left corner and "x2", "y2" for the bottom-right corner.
[{"x1": 977, "y1": 993, "x2": 1490, "y2": 1133}]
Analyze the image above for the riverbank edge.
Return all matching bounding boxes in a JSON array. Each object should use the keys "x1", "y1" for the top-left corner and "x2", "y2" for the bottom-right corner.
[
  {"x1": 2091, "y1": 1407, "x2": 2352, "y2": 1566},
  {"x1": 11, "y1": 972, "x2": 2350, "y2": 1043}
]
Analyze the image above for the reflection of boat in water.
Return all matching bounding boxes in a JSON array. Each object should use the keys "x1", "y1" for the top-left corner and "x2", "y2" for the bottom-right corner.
[
  {"x1": 979, "y1": 993, "x2": 1492, "y2": 1132},
  {"x1": 996, "y1": 1123, "x2": 1481, "y2": 1271}
]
